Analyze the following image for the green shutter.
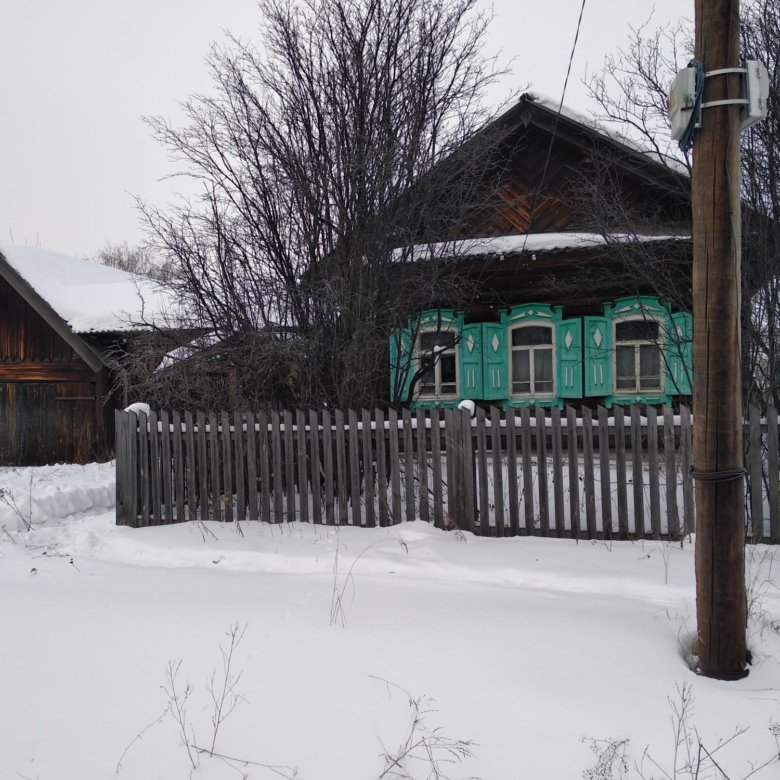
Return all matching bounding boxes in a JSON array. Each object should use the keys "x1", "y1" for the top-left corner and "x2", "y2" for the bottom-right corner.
[
  {"x1": 389, "y1": 327, "x2": 414, "y2": 403},
  {"x1": 481, "y1": 323, "x2": 507, "y2": 400},
  {"x1": 667, "y1": 311, "x2": 693, "y2": 395},
  {"x1": 584, "y1": 316, "x2": 612, "y2": 396},
  {"x1": 459, "y1": 323, "x2": 484, "y2": 398},
  {"x1": 557, "y1": 318, "x2": 582, "y2": 398}
]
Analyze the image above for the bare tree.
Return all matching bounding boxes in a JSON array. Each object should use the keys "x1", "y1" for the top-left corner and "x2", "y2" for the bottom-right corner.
[
  {"x1": 97, "y1": 241, "x2": 176, "y2": 282},
  {"x1": 586, "y1": 1, "x2": 780, "y2": 409},
  {"x1": 140, "y1": 0, "x2": 509, "y2": 410}
]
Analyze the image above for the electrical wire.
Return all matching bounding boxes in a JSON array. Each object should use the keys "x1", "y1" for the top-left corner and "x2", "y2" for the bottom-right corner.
[
  {"x1": 678, "y1": 59, "x2": 704, "y2": 153},
  {"x1": 521, "y1": 0, "x2": 588, "y2": 254}
]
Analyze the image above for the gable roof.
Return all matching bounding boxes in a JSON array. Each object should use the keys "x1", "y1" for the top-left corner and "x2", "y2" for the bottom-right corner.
[{"x1": 0, "y1": 245, "x2": 178, "y2": 334}]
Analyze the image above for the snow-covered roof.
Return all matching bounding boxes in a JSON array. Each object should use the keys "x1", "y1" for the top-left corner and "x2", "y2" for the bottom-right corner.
[
  {"x1": 0, "y1": 244, "x2": 178, "y2": 333},
  {"x1": 394, "y1": 232, "x2": 690, "y2": 263}
]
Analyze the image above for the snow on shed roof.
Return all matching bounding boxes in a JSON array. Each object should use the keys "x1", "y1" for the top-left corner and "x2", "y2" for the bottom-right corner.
[
  {"x1": 394, "y1": 232, "x2": 690, "y2": 263},
  {"x1": 0, "y1": 244, "x2": 178, "y2": 333}
]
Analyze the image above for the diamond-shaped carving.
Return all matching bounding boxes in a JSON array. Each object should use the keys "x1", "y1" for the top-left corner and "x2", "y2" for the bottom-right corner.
[
  {"x1": 564, "y1": 330, "x2": 573, "y2": 350},
  {"x1": 466, "y1": 334, "x2": 475, "y2": 352},
  {"x1": 593, "y1": 328, "x2": 603, "y2": 348},
  {"x1": 528, "y1": 309, "x2": 534, "y2": 315},
  {"x1": 491, "y1": 334, "x2": 500, "y2": 352}
]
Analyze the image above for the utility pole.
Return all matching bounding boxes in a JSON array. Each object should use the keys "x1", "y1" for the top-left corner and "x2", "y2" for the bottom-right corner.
[{"x1": 692, "y1": 0, "x2": 748, "y2": 679}]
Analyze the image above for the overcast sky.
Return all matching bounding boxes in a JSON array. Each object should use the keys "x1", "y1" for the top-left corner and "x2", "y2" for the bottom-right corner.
[{"x1": 1, "y1": 0, "x2": 692, "y2": 259}]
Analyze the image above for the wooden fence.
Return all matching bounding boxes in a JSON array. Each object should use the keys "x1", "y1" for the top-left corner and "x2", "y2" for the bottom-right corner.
[{"x1": 114, "y1": 405, "x2": 780, "y2": 543}]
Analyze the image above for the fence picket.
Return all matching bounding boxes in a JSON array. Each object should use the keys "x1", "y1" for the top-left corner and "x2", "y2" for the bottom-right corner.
[
  {"x1": 749, "y1": 405, "x2": 764, "y2": 542},
  {"x1": 663, "y1": 406, "x2": 679, "y2": 540},
  {"x1": 363, "y1": 409, "x2": 376, "y2": 528},
  {"x1": 185, "y1": 410, "x2": 197, "y2": 522},
  {"x1": 681, "y1": 405, "x2": 694, "y2": 534},
  {"x1": 283, "y1": 410, "x2": 295, "y2": 523},
  {"x1": 173, "y1": 410, "x2": 185, "y2": 523},
  {"x1": 491, "y1": 406, "x2": 505, "y2": 536},
  {"x1": 402, "y1": 409, "x2": 415, "y2": 523},
  {"x1": 258, "y1": 411, "x2": 271, "y2": 523},
  {"x1": 234, "y1": 410, "x2": 246, "y2": 523},
  {"x1": 520, "y1": 407, "x2": 534, "y2": 534},
  {"x1": 536, "y1": 407, "x2": 550, "y2": 536},
  {"x1": 647, "y1": 406, "x2": 661, "y2": 539},
  {"x1": 476, "y1": 407, "x2": 490, "y2": 535},
  {"x1": 208, "y1": 411, "x2": 221, "y2": 523},
  {"x1": 566, "y1": 405, "x2": 580, "y2": 539},
  {"x1": 506, "y1": 408, "x2": 519, "y2": 536},
  {"x1": 322, "y1": 409, "x2": 335, "y2": 525},
  {"x1": 150, "y1": 410, "x2": 162, "y2": 525},
  {"x1": 550, "y1": 406, "x2": 564, "y2": 537},
  {"x1": 416, "y1": 409, "x2": 430, "y2": 525},
  {"x1": 246, "y1": 411, "x2": 258, "y2": 522},
  {"x1": 429, "y1": 409, "x2": 443, "y2": 528},
  {"x1": 614, "y1": 405, "x2": 629, "y2": 539},
  {"x1": 375, "y1": 409, "x2": 389, "y2": 527},
  {"x1": 630, "y1": 405, "x2": 644, "y2": 536},
  {"x1": 335, "y1": 409, "x2": 348, "y2": 525},
  {"x1": 460, "y1": 409, "x2": 476, "y2": 532},
  {"x1": 297, "y1": 409, "x2": 309, "y2": 525},
  {"x1": 597, "y1": 406, "x2": 612, "y2": 539},
  {"x1": 138, "y1": 411, "x2": 150, "y2": 527},
  {"x1": 582, "y1": 406, "x2": 596, "y2": 539},
  {"x1": 271, "y1": 411, "x2": 283, "y2": 524},
  {"x1": 310, "y1": 409, "x2": 322, "y2": 525},
  {"x1": 221, "y1": 411, "x2": 233, "y2": 523},
  {"x1": 196, "y1": 411, "x2": 208, "y2": 521},
  {"x1": 768, "y1": 407, "x2": 780, "y2": 543},
  {"x1": 388, "y1": 408, "x2": 401, "y2": 525}
]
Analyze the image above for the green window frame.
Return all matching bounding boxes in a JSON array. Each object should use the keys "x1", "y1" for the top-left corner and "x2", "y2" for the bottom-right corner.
[{"x1": 509, "y1": 323, "x2": 555, "y2": 396}]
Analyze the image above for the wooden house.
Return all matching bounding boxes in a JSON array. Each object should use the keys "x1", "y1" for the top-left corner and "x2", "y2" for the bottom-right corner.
[
  {"x1": 0, "y1": 245, "x2": 177, "y2": 465},
  {"x1": 389, "y1": 94, "x2": 693, "y2": 410}
]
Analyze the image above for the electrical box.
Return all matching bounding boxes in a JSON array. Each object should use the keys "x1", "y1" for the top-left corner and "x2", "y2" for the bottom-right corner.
[
  {"x1": 668, "y1": 67, "x2": 698, "y2": 141},
  {"x1": 742, "y1": 59, "x2": 769, "y2": 130}
]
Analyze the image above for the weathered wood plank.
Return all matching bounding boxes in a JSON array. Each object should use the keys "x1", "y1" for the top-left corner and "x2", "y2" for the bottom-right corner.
[
  {"x1": 185, "y1": 410, "x2": 197, "y2": 522},
  {"x1": 749, "y1": 405, "x2": 764, "y2": 542},
  {"x1": 150, "y1": 410, "x2": 162, "y2": 525},
  {"x1": 520, "y1": 407, "x2": 534, "y2": 534},
  {"x1": 160, "y1": 410, "x2": 173, "y2": 524},
  {"x1": 582, "y1": 406, "x2": 596, "y2": 539},
  {"x1": 443, "y1": 408, "x2": 457, "y2": 526},
  {"x1": 362, "y1": 409, "x2": 376, "y2": 528},
  {"x1": 297, "y1": 409, "x2": 309, "y2": 525},
  {"x1": 630, "y1": 405, "x2": 644, "y2": 536},
  {"x1": 335, "y1": 409, "x2": 348, "y2": 525},
  {"x1": 221, "y1": 411, "x2": 234, "y2": 523},
  {"x1": 196, "y1": 411, "x2": 209, "y2": 522},
  {"x1": 681, "y1": 405, "x2": 694, "y2": 535},
  {"x1": 505, "y1": 408, "x2": 519, "y2": 536},
  {"x1": 535, "y1": 407, "x2": 549, "y2": 536},
  {"x1": 375, "y1": 409, "x2": 389, "y2": 527},
  {"x1": 402, "y1": 409, "x2": 415, "y2": 523},
  {"x1": 309, "y1": 409, "x2": 322, "y2": 525},
  {"x1": 283, "y1": 410, "x2": 295, "y2": 523},
  {"x1": 322, "y1": 409, "x2": 335, "y2": 525},
  {"x1": 246, "y1": 411, "x2": 259, "y2": 522},
  {"x1": 663, "y1": 406, "x2": 679, "y2": 540},
  {"x1": 172, "y1": 410, "x2": 185, "y2": 523},
  {"x1": 348, "y1": 409, "x2": 362, "y2": 526},
  {"x1": 258, "y1": 411, "x2": 272, "y2": 524},
  {"x1": 138, "y1": 411, "x2": 150, "y2": 527},
  {"x1": 566, "y1": 405, "x2": 580, "y2": 539},
  {"x1": 114, "y1": 412, "x2": 127, "y2": 525},
  {"x1": 614, "y1": 405, "x2": 629, "y2": 539},
  {"x1": 234, "y1": 410, "x2": 246, "y2": 523},
  {"x1": 208, "y1": 411, "x2": 221, "y2": 522},
  {"x1": 550, "y1": 406, "x2": 564, "y2": 537},
  {"x1": 416, "y1": 409, "x2": 430, "y2": 525},
  {"x1": 387, "y1": 408, "x2": 401, "y2": 525},
  {"x1": 767, "y1": 407, "x2": 780, "y2": 544},
  {"x1": 647, "y1": 406, "x2": 661, "y2": 539},
  {"x1": 271, "y1": 410, "x2": 283, "y2": 524},
  {"x1": 475, "y1": 407, "x2": 490, "y2": 535},
  {"x1": 490, "y1": 406, "x2": 505, "y2": 536},
  {"x1": 429, "y1": 408, "x2": 444, "y2": 529},
  {"x1": 597, "y1": 406, "x2": 612, "y2": 539},
  {"x1": 460, "y1": 409, "x2": 476, "y2": 532}
]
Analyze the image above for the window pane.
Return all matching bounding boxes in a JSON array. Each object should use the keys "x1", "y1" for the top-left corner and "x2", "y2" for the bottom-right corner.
[
  {"x1": 512, "y1": 325, "x2": 553, "y2": 346},
  {"x1": 616, "y1": 320, "x2": 659, "y2": 342},
  {"x1": 616, "y1": 345, "x2": 636, "y2": 389},
  {"x1": 420, "y1": 331, "x2": 456, "y2": 351},
  {"x1": 639, "y1": 345, "x2": 661, "y2": 389},
  {"x1": 512, "y1": 350, "x2": 530, "y2": 394},
  {"x1": 440, "y1": 355, "x2": 457, "y2": 384},
  {"x1": 534, "y1": 348, "x2": 553, "y2": 392}
]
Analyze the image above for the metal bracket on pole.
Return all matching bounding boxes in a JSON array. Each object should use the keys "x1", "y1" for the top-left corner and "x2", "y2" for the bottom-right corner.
[{"x1": 701, "y1": 98, "x2": 748, "y2": 110}]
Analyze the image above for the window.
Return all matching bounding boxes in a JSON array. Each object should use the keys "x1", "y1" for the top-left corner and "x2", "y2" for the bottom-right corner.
[
  {"x1": 416, "y1": 331, "x2": 458, "y2": 398},
  {"x1": 510, "y1": 325, "x2": 554, "y2": 395},
  {"x1": 614, "y1": 319, "x2": 662, "y2": 392}
]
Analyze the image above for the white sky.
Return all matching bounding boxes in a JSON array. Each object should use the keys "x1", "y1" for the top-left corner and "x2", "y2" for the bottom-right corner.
[{"x1": 0, "y1": 0, "x2": 691, "y2": 258}]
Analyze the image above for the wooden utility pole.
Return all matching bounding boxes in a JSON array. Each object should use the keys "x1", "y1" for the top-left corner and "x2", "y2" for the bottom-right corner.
[{"x1": 692, "y1": 0, "x2": 748, "y2": 679}]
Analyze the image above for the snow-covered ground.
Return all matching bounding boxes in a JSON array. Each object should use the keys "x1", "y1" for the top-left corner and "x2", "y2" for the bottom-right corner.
[{"x1": 1, "y1": 463, "x2": 779, "y2": 780}]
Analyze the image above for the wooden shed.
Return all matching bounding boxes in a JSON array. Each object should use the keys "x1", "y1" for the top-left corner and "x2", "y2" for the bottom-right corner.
[{"x1": 0, "y1": 246, "x2": 176, "y2": 465}]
